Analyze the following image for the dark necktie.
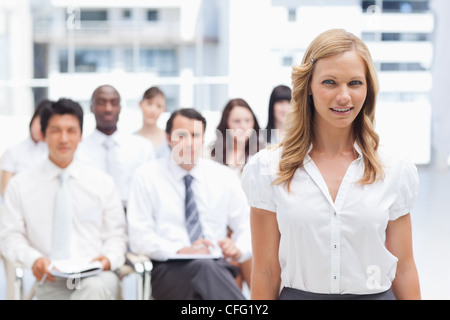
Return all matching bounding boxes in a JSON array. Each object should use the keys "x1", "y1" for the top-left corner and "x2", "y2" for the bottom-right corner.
[{"x1": 184, "y1": 174, "x2": 204, "y2": 243}]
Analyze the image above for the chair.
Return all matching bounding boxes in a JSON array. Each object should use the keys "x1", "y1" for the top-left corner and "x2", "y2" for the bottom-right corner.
[
  {"x1": 117, "y1": 252, "x2": 153, "y2": 300},
  {"x1": 10, "y1": 252, "x2": 152, "y2": 300}
]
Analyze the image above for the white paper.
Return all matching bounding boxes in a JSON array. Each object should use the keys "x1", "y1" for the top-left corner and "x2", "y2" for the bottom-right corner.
[
  {"x1": 167, "y1": 252, "x2": 223, "y2": 260},
  {"x1": 167, "y1": 245, "x2": 223, "y2": 260},
  {"x1": 50, "y1": 259, "x2": 103, "y2": 278}
]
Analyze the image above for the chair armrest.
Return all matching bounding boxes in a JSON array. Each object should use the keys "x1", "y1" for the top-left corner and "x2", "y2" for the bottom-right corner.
[
  {"x1": 125, "y1": 252, "x2": 152, "y2": 269},
  {"x1": 115, "y1": 253, "x2": 151, "y2": 279},
  {"x1": 5, "y1": 259, "x2": 30, "y2": 300},
  {"x1": 115, "y1": 252, "x2": 153, "y2": 300}
]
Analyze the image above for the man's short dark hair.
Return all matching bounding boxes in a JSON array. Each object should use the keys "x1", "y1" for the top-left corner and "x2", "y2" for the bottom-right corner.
[
  {"x1": 40, "y1": 98, "x2": 84, "y2": 136},
  {"x1": 165, "y1": 108, "x2": 207, "y2": 134}
]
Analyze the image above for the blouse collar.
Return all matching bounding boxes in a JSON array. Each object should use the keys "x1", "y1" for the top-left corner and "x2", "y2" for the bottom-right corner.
[{"x1": 306, "y1": 141, "x2": 363, "y2": 161}]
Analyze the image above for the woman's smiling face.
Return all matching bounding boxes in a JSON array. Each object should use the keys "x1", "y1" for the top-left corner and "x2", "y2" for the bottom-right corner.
[{"x1": 309, "y1": 50, "x2": 367, "y2": 131}]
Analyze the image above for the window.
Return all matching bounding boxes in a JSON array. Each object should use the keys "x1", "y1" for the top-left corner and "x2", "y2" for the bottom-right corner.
[
  {"x1": 140, "y1": 49, "x2": 176, "y2": 75},
  {"x1": 157, "y1": 49, "x2": 177, "y2": 76},
  {"x1": 380, "y1": 62, "x2": 428, "y2": 71},
  {"x1": 79, "y1": 10, "x2": 107, "y2": 21},
  {"x1": 59, "y1": 49, "x2": 112, "y2": 73},
  {"x1": 382, "y1": 32, "x2": 432, "y2": 42},
  {"x1": 382, "y1": 1, "x2": 429, "y2": 13},
  {"x1": 147, "y1": 10, "x2": 158, "y2": 21},
  {"x1": 362, "y1": 1, "x2": 376, "y2": 11},
  {"x1": 362, "y1": 1, "x2": 430, "y2": 13},
  {"x1": 123, "y1": 9, "x2": 132, "y2": 20},
  {"x1": 282, "y1": 56, "x2": 293, "y2": 66},
  {"x1": 361, "y1": 32, "x2": 378, "y2": 41},
  {"x1": 129, "y1": 49, "x2": 178, "y2": 76},
  {"x1": 123, "y1": 49, "x2": 134, "y2": 73},
  {"x1": 362, "y1": 32, "x2": 431, "y2": 42},
  {"x1": 287, "y1": 8, "x2": 296, "y2": 22},
  {"x1": 123, "y1": 48, "x2": 178, "y2": 75},
  {"x1": 59, "y1": 51, "x2": 68, "y2": 73}
]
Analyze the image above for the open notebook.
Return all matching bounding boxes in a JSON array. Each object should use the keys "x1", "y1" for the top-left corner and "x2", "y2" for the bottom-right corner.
[{"x1": 49, "y1": 260, "x2": 103, "y2": 278}]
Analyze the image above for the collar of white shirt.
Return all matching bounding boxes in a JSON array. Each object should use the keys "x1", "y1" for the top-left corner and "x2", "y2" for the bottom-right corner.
[
  {"x1": 92, "y1": 128, "x2": 121, "y2": 148},
  {"x1": 304, "y1": 141, "x2": 363, "y2": 162},
  {"x1": 43, "y1": 158, "x2": 82, "y2": 182},
  {"x1": 167, "y1": 155, "x2": 204, "y2": 183}
]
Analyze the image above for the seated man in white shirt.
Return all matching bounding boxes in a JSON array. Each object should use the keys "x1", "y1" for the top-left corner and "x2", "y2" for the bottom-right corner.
[
  {"x1": 127, "y1": 108, "x2": 251, "y2": 300},
  {"x1": 0, "y1": 98, "x2": 127, "y2": 300},
  {"x1": 76, "y1": 85, "x2": 155, "y2": 208},
  {"x1": 1, "y1": 99, "x2": 50, "y2": 300}
]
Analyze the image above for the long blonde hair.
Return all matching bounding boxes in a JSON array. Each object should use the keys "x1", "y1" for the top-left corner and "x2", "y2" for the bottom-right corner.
[{"x1": 274, "y1": 29, "x2": 383, "y2": 191}]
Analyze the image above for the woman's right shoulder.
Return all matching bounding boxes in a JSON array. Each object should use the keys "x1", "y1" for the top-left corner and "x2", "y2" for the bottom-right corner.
[
  {"x1": 241, "y1": 147, "x2": 280, "y2": 212},
  {"x1": 245, "y1": 146, "x2": 282, "y2": 178},
  {"x1": 250, "y1": 146, "x2": 282, "y2": 164}
]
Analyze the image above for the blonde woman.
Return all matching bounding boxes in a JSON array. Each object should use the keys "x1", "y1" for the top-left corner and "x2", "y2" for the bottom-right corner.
[{"x1": 241, "y1": 29, "x2": 420, "y2": 300}]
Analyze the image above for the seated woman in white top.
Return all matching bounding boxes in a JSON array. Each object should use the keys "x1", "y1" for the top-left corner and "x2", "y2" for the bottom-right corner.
[
  {"x1": 208, "y1": 98, "x2": 265, "y2": 289},
  {"x1": 136, "y1": 86, "x2": 170, "y2": 159},
  {"x1": 264, "y1": 85, "x2": 292, "y2": 146},
  {"x1": 1, "y1": 99, "x2": 50, "y2": 196},
  {"x1": 241, "y1": 29, "x2": 421, "y2": 300},
  {"x1": 210, "y1": 98, "x2": 265, "y2": 177}
]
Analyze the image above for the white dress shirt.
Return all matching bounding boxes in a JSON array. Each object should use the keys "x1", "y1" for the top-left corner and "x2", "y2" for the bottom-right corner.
[
  {"x1": 241, "y1": 143, "x2": 419, "y2": 295},
  {"x1": 0, "y1": 158, "x2": 127, "y2": 270},
  {"x1": 127, "y1": 156, "x2": 252, "y2": 263},
  {"x1": 1, "y1": 136, "x2": 48, "y2": 173},
  {"x1": 76, "y1": 129, "x2": 155, "y2": 205}
]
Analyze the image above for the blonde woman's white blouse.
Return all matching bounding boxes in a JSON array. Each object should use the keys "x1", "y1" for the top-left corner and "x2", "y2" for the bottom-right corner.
[{"x1": 241, "y1": 144, "x2": 419, "y2": 295}]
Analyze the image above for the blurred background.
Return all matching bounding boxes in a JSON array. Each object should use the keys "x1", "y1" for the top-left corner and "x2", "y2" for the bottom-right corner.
[
  {"x1": 1, "y1": 0, "x2": 448, "y2": 161},
  {"x1": 0, "y1": 0, "x2": 449, "y2": 299}
]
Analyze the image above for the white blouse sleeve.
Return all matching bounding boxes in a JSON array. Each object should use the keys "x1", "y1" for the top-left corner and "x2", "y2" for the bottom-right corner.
[
  {"x1": 389, "y1": 158, "x2": 419, "y2": 221},
  {"x1": 241, "y1": 148, "x2": 277, "y2": 213},
  {"x1": 1, "y1": 147, "x2": 16, "y2": 172}
]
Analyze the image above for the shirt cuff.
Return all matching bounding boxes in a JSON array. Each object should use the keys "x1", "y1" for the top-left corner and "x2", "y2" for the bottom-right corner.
[{"x1": 24, "y1": 249, "x2": 45, "y2": 269}]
